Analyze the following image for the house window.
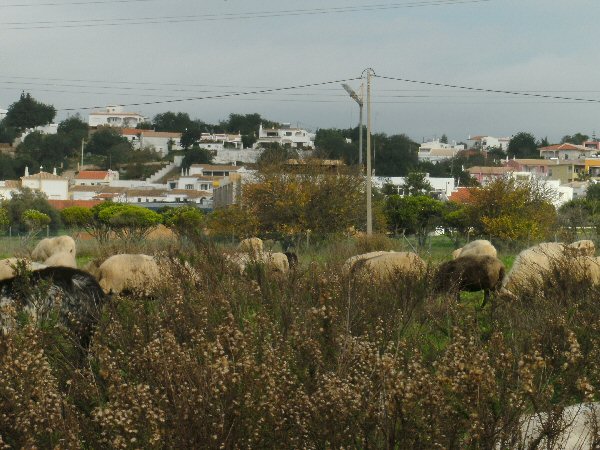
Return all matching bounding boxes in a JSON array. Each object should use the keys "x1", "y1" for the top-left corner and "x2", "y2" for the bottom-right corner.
[
  {"x1": 138, "y1": 198, "x2": 141, "y2": 202},
  {"x1": 285, "y1": 132, "x2": 292, "y2": 136},
  {"x1": 185, "y1": 184, "x2": 193, "y2": 190}
]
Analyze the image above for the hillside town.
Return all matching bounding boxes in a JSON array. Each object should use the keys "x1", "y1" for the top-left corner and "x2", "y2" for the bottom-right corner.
[{"x1": 1, "y1": 99, "x2": 599, "y2": 214}]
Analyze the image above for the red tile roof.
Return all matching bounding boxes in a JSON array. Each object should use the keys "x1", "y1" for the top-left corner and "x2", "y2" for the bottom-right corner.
[
  {"x1": 48, "y1": 200, "x2": 102, "y2": 210},
  {"x1": 539, "y1": 143, "x2": 589, "y2": 152},
  {"x1": 76, "y1": 171, "x2": 109, "y2": 180},
  {"x1": 448, "y1": 187, "x2": 475, "y2": 204}
]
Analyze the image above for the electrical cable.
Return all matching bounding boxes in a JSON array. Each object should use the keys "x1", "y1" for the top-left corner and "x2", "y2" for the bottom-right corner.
[{"x1": 1, "y1": 0, "x2": 492, "y2": 30}]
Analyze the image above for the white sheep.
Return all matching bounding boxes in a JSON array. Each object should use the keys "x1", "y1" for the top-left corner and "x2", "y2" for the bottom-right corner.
[
  {"x1": 342, "y1": 250, "x2": 395, "y2": 275},
  {"x1": 353, "y1": 251, "x2": 425, "y2": 280},
  {"x1": 238, "y1": 237, "x2": 264, "y2": 257},
  {"x1": 0, "y1": 258, "x2": 46, "y2": 281},
  {"x1": 31, "y1": 235, "x2": 76, "y2": 262},
  {"x1": 503, "y1": 241, "x2": 594, "y2": 293},
  {"x1": 507, "y1": 403, "x2": 600, "y2": 449},
  {"x1": 453, "y1": 239, "x2": 497, "y2": 259},
  {"x1": 95, "y1": 254, "x2": 160, "y2": 294},
  {"x1": 44, "y1": 251, "x2": 77, "y2": 268},
  {"x1": 225, "y1": 251, "x2": 290, "y2": 275},
  {"x1": 263, "y1": 252, "x2": 290, "y2": 273}
]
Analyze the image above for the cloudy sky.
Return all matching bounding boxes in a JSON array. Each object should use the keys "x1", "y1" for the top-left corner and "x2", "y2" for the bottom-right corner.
[{"x1": 1, "y1": 0, "x2": 599, "y2": 143}]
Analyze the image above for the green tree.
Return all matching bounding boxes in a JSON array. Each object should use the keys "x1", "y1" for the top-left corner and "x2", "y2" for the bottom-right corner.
[
  {"x1": 561, "y1": 133, "x2": 589, "y2": 145},
  {"x1": 153, "y1": 112, "x2": 207, "y2": 133},
  {"x1": 21, "y1": 209, "x2": 51, "y2": 239},
  {"x1": 5, "y1": 188, "x2": 61, "y2": 232},
  {"x1": 587, "y1": 183, "x2": 600, "y2": 201},
  {"x1": 507, "y1": 132, "x2": 539, "y2": 159},
  {"x1": 4, "y1": 93, "x2": 56, "y2": 133},
  {"x1": 0, "y1": 121, "x2": 18, "y2": 144},
  {"x1": 57, "y1": 115, "x2": 89, "y2": 154},
  {"x1": 314, "y1": 128, "x2": 357, "y2": 164},
  {"x1": 440, "y1": 134, "x2": 448, "y2": 144},
  {"x1": 403, "y1": 172, "x2": 433, "y2": 196},
  {"x1": 0, "y1": 206, "x2": 9, "y2": 234},
  {"x1": 442, "y1": 202, "x2": 471, "y2": 246},
  {"x1": 384, "y1": 195, "x2": 444, "y2": 246},
  {"x1": 373, "y1": 133, "x2": 419, "y2": 176},
  {"x1": 97, "y1": 204, "x2": 162, "y2": 241},
  {"x1": 221, "y1": 113, "x2": 279, "y2": 149},
  {"x1": 162, "y1": 206, "x2": 205, "y2": 241},
  {"x1": 256, "y1": 144, "x2": 298, "y2": 167},
  {"x1": 182, "y1": 147, "x2": 213, "y2": 169},
  {"x1": 85, "y1": 127, "x2": 132, "y2": 169},
  {"x1": 60, "y1": 206, "x2": 94, "y2": 233}
]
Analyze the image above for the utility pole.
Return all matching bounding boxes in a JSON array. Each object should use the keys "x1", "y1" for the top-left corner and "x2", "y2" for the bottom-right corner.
[
  {"x1": 364, "y1": 68, "x2": 375, "y2": 235},
  {"x1": 81, "y1": 138, "x2": 85, "y2": 169}
]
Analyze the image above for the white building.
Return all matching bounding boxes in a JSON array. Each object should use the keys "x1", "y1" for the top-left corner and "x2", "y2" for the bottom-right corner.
[
  {"x1": 255, "y1": 123, "x2": 315, "y2": 149},
  {"x1": 539, "y1": 143, "x2": 595, "y2": 161},
  {"x1": 200, "y1": 132, "x2": 243, "y2": 149},
  {"x1": 467, "y1": 135, "x2": 511, "y2": 151},
  {"x1": 0, "y1": 180, "x2": 20, "y2": 200},
  {"x1": 21, "y1": 167, "x2": 68, "y2": 200},
  {"x1": 88, "y1": 105, "x2": 147, "y2": 128},
  {"x1": 0, "y1": 108, "x2": 7, "y2": 121},
  {"x1": 373, "y1": 175, "x2": 455, "y2": 199},
  {"x1": 120, "y1": 128, "x2": 183, "y2": 156},
  {"x1": 417, "y1": 139, "x2": 465, "y2": 163}
]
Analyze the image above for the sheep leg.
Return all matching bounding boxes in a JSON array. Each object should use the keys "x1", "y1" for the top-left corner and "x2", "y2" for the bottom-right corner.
[{"x1": 480, "y1": 290, "x2": 490, "y2": 309}]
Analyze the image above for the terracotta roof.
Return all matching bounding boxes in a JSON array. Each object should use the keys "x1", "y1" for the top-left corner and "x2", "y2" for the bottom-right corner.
[
  {"x1": 286, "y1": 159, "x2": 344, "y2": 166},
  {"x1": 509, "y1": 159, "x2": 557, "y2": 166},
  {"x1": 448, "y1": 188, "x2": 475, "y2": 204},
  {"x1": 539, "y1": 143, "x2": 590, "y2": 152},
  {"x1": 21, "y1": 171, "x2": 67, "y2": 181},
  {"x1": 469, "y1": 135, "x2": 485, "y2": 141},
  {"x1": 467, "y1": 166, "x2": 514, "y2": 175},
  {"x1": 76, "y1": 170, "x2": 110, "y2": 180},
  {"x1": 48, "y1": 200, "x2": 102, "y2": 210},
  {"x1": 93, "y1": 193, "x2": 120, "y2": 199}
]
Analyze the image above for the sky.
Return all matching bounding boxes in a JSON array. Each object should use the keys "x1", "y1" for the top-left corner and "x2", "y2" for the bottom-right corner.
[{"x1": 1, "y1": 0, "x2": 600, "y2": 144}]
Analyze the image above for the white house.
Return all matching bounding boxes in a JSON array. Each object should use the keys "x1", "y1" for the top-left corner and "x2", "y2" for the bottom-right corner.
[
  {"x1": 418, "y1": 139, "x2": 465, "y2": 163},
  {"x1": 0, "y1": 180, "x2": 20, "y2": 200},
  {"x1": 373, "y1": 175, "x2": 455, "y2": 199},
  {"x1": 120, "y1": 128, "x2": 182, "y2": 156},
  {"x1": 73, "y1": 170, "x2": 119, "y2": 186},
  {"x1": 467, "y1": 135, "x2": 510, "y2": 151},
  {"x1": 255, "y1": 123, "x2": 315, "y2": 149},
  {"x1": 539, "y1": 143, "x2": 595, "y2": 161},
  {"x1": 88, "y1": 105, "x2": 147, "y2": 128},
  {"x1": 21, "y1": 167, "x2": 68, "y2": 200},
  {"x1": 200, "y1": 132, "x2": 243, "y2": 149}
]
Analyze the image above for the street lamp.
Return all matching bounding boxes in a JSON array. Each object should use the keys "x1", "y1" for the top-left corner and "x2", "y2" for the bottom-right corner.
[{"x1": 342, "y1": 83, "x2": 364, "y2": 166}]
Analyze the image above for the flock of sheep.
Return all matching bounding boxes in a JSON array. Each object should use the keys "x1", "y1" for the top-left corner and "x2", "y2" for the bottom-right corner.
[{"x1": 2, "y1": 234, "x2": 600, "y2": 445}]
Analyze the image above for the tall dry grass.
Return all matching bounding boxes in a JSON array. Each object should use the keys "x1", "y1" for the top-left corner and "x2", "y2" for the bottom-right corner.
[{"x1": 1, "y1": 238, "x2": 600, "y2": 448}]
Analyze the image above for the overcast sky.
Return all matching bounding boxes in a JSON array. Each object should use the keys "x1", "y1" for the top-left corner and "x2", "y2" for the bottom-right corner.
[{"x1": 1, "y1": 0, "x2": 599, "y2": 143}]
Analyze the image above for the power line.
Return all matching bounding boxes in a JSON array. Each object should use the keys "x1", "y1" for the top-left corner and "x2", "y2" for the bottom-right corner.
[
  {"x1": 57, "y1": 77, "x2": 362, "y2": 111},
  {"x1": 376, "y1": 74, "x2": 600, "y2": 104},
  {"x1": 1, "y1": 0, "x2": 492, "y2": 30},
  {"x1": 0, "y1": 0, "x2": 157, "y2": 7}
]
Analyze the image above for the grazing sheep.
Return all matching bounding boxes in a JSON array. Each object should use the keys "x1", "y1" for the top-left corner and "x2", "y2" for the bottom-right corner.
[
  {"x1": 96, "y1": 254, "x2": 160, "y2": 294},
  {"x1": 31, "y1": 235, "x2": 76, "y2": 262},
  {"x1": 507, "y1": 403, "x2": 600, "y2": 450},
  {"x1": 342, "y1": 250, "x2": 395, "y2": 275},
  {"x1": 454, "y1": 239, "x2": 497, "y2": 259},
  {"x1": 503, "y1": 241, "x2": 593, "y2": 293},
  {"x1": 435, "y1": 255, "x2": 505, "y2": 305},
  {"x1": 238, "y1": 237, "x2": 263, "y2": 257},
  {"x1": 0, "y1": 266, "x2": 108, "y2": 345},
  {"x1": 0, "y1": 258, "x2": 46, "y2": 281},
  {"x1": 44, "y1": 251, "x2": 77, "y2": 268},
  {"x1": 264, "y1": 252, "x2": 289, "y2": 273},
  {"x1": 353, "y1": 251, "x2": 425, "y2": 280}
]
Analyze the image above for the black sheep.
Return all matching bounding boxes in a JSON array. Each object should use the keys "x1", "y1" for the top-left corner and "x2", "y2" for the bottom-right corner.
[
  {"x1": 0, "y1": 266, "x2": 108, "y2": 346},
  {"x1": 434, "y1": 255, "x2": 506, "y2": 306}
]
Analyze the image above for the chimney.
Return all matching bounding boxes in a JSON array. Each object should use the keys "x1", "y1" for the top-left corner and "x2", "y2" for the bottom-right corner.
[
  {"x1": 24, "y1": 166, "x2": 29, "y2": 177},
  {"x1": 181, "y1": 168, "x2": 184, "y2": 176},
  {"x1": 53, "y1": 167, "x2": 57, "y2": 176}
]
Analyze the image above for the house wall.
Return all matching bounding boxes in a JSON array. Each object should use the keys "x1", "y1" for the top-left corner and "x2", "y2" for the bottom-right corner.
[{"x1": 22, "y1": 179, "x2": 68, "y2": 200}]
